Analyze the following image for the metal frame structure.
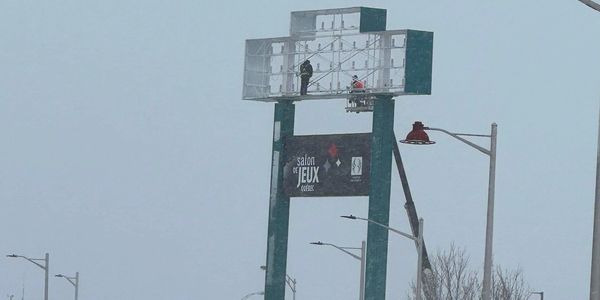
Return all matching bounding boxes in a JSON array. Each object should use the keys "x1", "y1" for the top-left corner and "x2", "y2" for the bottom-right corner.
[
  {"x1": 243, "y1": 7, "x2": 432, "y2": 105},
  {"x1": 244, "y1": 30, "x2": 409, "y2": 100}
]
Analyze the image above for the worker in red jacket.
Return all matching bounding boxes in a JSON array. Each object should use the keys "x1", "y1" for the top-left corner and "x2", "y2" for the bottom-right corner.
[
  {"x1": 350, "y1": 75, "x2": 366, "y2": 107},
  {"x1": 351, "y1": 75, "x2": 365, "y2": 93}
]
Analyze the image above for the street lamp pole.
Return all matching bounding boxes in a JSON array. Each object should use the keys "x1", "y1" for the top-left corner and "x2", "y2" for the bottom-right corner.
[
  {"x1": 44, "y1": 253, "x2": 49, "y2": 300},
  {"x1": 75, "y1": 273, "x2": 79, "y2": 300},
  {"x1": 401, "y1": 122, "x2": 497, "y2": 300},
  {"x1": 581, "y1": 1, "x2": 600, "y2": 295},
  {"x1": 310, "y1": 241, "x2": 366, "y2": 300},
  {"x1": 416, "y1": 218, "x2": 424, "y2": 300},
  {"x1": 6, "y1": 253, "x2": 49, "y2": 300},
  {"x1": 359, "y1": 240, "x2": 366, "y2": 300},
  {"x1": 583, "y1": 1, "x2": 600, "y2": 295},
  {"x1": 55, "y1": 272, "x2": 79, "y2": 300},
  {"x1": 483, "y1": 124, "x2": 498, "y2": 300},
  {"x1": 342, "y1": 215, "x2": 424, "y2": 300}
]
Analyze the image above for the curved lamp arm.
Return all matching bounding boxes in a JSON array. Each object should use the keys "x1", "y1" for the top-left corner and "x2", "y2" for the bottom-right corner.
[
  {"x1": 322, "y1": 243, "x2": 362, "y2": 261},
  {"x1": 342, "y1": 215, "x2": 417, "y2": 241},
  {"x1": 241, "y1": 291, "x2": 264, "y2": 300},
  {"x1": 425, "y1": 127, "x2": 491, "y2": 156},
  {"x1": 6, "y1": 255, "x2": 47, "y2": 270},
  {"x1": 55, "y1": 274, "x2": 77, "y2": 287}
]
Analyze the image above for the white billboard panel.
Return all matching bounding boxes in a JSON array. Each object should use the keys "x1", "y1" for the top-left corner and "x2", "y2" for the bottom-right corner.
[{"x1": 243, "y1": 30, "x2": 415, "y2": 101}]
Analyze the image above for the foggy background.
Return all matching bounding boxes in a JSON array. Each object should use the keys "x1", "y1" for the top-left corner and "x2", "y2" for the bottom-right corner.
[{"x1": 1, "y1": 1, "x2": 600, "y2": 299}]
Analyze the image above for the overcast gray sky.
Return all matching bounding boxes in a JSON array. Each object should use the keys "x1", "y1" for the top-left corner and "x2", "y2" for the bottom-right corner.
[{"x1": 1, "y1": 1, "x2": 600, "y2": 299}]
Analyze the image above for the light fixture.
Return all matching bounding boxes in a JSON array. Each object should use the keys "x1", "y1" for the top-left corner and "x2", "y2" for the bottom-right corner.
[{"x1": 400, "y1": 121, "x2": 435, "y2": 145}]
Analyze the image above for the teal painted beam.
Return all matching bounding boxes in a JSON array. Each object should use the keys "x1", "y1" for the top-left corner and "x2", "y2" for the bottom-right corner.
[
  {"x1": 264, "y1": 100, "x2": 295, "y2": 300},
  {"x1": 365, "y1": 96, "x2": 395, "y2": 300},
  {"x1": 359, "y1": 7, "x2": 387, "y2": 33},
  {"x1": 404, "y1": 30, "x2": 434, "y2": 95}
]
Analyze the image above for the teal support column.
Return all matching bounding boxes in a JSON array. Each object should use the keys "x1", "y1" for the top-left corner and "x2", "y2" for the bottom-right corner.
[
  {"x1": 365, "y1": 96, "x2": 395, "y2": 300},
  {"x1": 264, "y1": 100, "x2": 295, "y2": 300}
]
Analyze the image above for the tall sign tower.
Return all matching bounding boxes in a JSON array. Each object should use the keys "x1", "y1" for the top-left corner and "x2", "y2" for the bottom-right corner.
[{"x1": 243, "y1": 7, "x2": 433, "y2": 300}]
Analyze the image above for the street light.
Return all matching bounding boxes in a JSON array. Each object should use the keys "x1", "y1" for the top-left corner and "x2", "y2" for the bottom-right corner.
[
  {"x1": 55, "y1": 272, "x2": 79, "y2": 300},
  {"x1": 401, "y1": 121, "x2": 498, "y2": 300},
  {"x1": 528, "y1": 291, "x2": 544, "y2": 300},
  {"x1": 241, "y1": 291, "x2": 264, "y2": 300},
  {"x1": 6, "y1": 253, "x2": 49, "y2": 300},
  {"x1": 260, "y1": 266, "x2": 296, "y2": 300},
  {"x1": 342, "y1": 215, "x2": 425, "y2": 300},
  {"x1": 310, "y1": 240, "x2": 366, "y2": 300}
]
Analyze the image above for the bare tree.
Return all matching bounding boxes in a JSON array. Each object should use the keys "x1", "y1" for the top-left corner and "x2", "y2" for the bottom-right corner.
[
  {"x1": 407, "y1": 244, "x2": 529, "y2": 300},
  {"x1": 408, "y1": 244, "x2": 480, "y2": 300},
  {"x1": 492, "y1": 266, "x2": 529, "y2": 300}
]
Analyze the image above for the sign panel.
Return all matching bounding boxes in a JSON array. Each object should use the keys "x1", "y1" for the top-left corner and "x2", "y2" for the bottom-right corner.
[{"x1": 283, "y1": 133, "x2": 371, "y2": 197}]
